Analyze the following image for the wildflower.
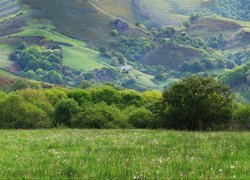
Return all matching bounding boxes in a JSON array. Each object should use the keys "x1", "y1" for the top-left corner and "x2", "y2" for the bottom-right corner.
[{"x1": 231, "y1": 165, "x2": 235, "y2": 169}]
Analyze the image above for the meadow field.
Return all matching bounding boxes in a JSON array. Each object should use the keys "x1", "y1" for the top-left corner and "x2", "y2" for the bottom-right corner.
[{"x1": 0, "y1": 129, "x2": 249, "y2": 179}]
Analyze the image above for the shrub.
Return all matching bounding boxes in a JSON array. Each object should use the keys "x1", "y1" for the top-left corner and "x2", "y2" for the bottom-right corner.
[
  {"x1": 71, "y1": 103, "x2": 130, "y2": 129},
  {"x1": 127, "y1": 108, "x2": 153, "y2": 128},
  {"x1": 67, "y1": 89, "x2": 91, "y2": 105},
  {"x1": 54, "y1": 99, "x2": 79, "y2": 126},
  {"x1": 10, "y1": 79, "x2": 42, "y2": 91},
  {"x1": 111, "y1": 29, "x2": 118, "y2": 36},
  {"x1": 0, "y1": 94, "x2": 51, "y2": 129},
  {"x1": 163, "y1": 76, "x2": 233, "y2": 130},
  {"x1": 232, "y1": 104, "x2": 250, "y2": 130}
]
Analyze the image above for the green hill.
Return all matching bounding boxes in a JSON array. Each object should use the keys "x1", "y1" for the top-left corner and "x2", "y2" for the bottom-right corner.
[
  {"x1": 0, "y1": 0, "x2": 249, "y2": 101},
  {"x1": 0, "y1": 0, "x2": 20, "y2": 19}
]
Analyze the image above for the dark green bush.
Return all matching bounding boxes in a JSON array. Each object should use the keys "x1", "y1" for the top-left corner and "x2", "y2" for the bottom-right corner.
[
  {"x1": 163, "y1": 76, "x2": 233, "y2": 130},
  {"x1": 0, "y1": 94, "x2": 51, "y2": 129},
  {"x1": 54, "y1": 99, "x2": 79, "y2": 126},
  {"x1": 127, "y1": 107, "x2": 153, "y2": 128},
  {"x1": 71, "y1": 103, "x2": 130, "y2": 129},
  {"x1": 232, "y1": 104, "x2": 250, "y2": 130}
]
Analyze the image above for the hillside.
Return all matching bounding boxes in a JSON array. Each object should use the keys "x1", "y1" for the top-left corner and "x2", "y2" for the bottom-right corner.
[
  {"x1": 0, "y1": 0, "x2": 249, "y2": 101},
  {"x1": 0, "y1": 0, "x2": 20, "y2": 19}
]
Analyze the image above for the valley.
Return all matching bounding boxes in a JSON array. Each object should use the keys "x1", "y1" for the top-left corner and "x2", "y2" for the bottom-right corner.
[{"x1": 0, "y1": 1, "x2": 249, "y2": 178}]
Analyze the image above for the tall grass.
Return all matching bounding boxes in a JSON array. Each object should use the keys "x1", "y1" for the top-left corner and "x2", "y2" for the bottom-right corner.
[{"x1": 0, "y1": 129, "x2": 249, "y2": 179}]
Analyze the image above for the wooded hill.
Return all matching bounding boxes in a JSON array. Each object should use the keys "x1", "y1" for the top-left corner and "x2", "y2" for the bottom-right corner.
[{"x1": 0, "y1": 0, "x2": 249, "y2": 101}]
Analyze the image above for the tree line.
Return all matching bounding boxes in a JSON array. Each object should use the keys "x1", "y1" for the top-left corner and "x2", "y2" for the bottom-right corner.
[{"x1": 0, "y1": 76, "x2": 249, "y2": 130}]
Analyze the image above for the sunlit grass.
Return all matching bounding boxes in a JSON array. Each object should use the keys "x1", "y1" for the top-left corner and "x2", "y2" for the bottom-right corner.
[
  {"x1": 9, "y1": 19, "x2": 109, "y2": 71},
  {"x1": 0, "y1": 129, "x2": 249, "y2": 179}
]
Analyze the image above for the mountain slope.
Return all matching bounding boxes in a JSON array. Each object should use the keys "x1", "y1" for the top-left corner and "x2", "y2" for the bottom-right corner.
[
  {"x1": 0, "y1": 0, "x2": 249, "y2": 101},
  {"x1": 0, "y1": 0, "x2": 20, "y2": 19},
  {"x1": 22, "y1": 0, "x2": 123, "y2": 47}
]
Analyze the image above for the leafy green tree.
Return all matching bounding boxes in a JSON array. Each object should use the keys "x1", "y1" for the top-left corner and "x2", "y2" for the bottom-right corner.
[
  {"x1": 19, "y1": 89, "x2": 54, "y2": 122},
  {"x1": 23, "y1": 70, "x2": 37, "y2": 80},
  {"x1": 111, "y1": 57, "x2": 119, "y2": 67},
  {"x1": 48, "y1": 54, "x2": 62, "y2": 64},
  {"x1": 71, "y1": 103, "x2": 129, "y2": 129},
  {"x1": 10, "y1": 79, "x2": 42, "y2": 91},
  {"x1": 111, "y1": 29, "x2": 118, "y2": 36},
  {"x1": 163, "y1": 76, "x2": 233, "y2": 130},
  {"x1": 17, "y1": 42, "x2": 27, "y2": 50},
  {"x1": 80, "y1": 80, "x2": 92, "y2": 89},
  {"x1": 89, "y1": 85, "x2": 122, "y2": 105},
  {"x1": 54, "y1": 99, "x2": 79, "y2": 126},
  {"x1": 142, "y1": 91, "x2": 163, "y2": 113},
  {"x1": 120, "y1": 89, "x2": 142, "y2": 107},
  {"x1": 189, "y1": 13, "x2": 201, "y2": 22},
  {"x1": 183, "y1": 20, "x2": 191, "y2": 28},
  {"x1": 99, "y1": 47, "x2": 107, "y2": 54},
  {"x1": 232, "y1": 104, "x2": 250, "y2": 129},
  {"x1": 46, "y1": 70, "x2": 63, "y2": 84},
  {"x1": 127, "y1": 108, "x2": 153, "y2": 128},
  {"x1": 44, "y1": 88, "x2": 68, "y2": 105},
  {"x1": 67, "y1": 89, "x2": 91, "y2": 105},
  {"x1": 0, "y1": 94, "x2": 50, "y2": 129}
]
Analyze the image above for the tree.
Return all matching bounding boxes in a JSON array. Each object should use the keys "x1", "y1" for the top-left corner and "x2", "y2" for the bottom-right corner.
[
  {"x1": 0, "y1": 94, "x2": 50, "y2": 129},
  {"x1": 127, "y1": 108, "x2": 153, "y2": 128},
  {"x1": 71, "y1": 103, "x2": 129, "y2": 129},
  {"x1": 111, "y1": 29, "x2": 118, "y2": 36},
  {"x1": 163, "y1": 76, "x2": 233, "y2": 130},
  {"x1": 10, "y1": 79, "x2": 42, "y2": 91},
  {"x1": 67, "y1": 89, "x2": 91, "y2": 105},
  {"x1": 189, "y1": 13, "x2": 201, "y2": 22},
  {"x1": 99, "y1": 47, "x2": 107, "y2": 54},
  {"x1": 111, "y1": 57, "x2": 119, "y2": 67},
  {"x1": 46, "y1": 70, "x2": 63, "y2": 84},
  {"x1": 54, "y1": 99, "x2": 79, "y2": 126},
  {"x1": 17, "y1": 42, "x2": 27, "y2": 50},
  {"x1": 80, "y1": 80, "x2": 92, "y2": 89},
  {"x1": 89, "y1": 85, "x2": 122, "y2": 105},
  {"x1": 183, "y1": 20, "x2": 191, "y2": 29},
  {"x1": 23, "y1": 70, "x2": 37, "y2": 80},
  {"x1": 232, "y1": 104, "x2": 250, "y2": 130}
]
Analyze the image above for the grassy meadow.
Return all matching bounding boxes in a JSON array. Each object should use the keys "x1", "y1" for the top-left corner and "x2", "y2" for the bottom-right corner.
[{"x1": 0, "y1": 129, "x2": 249, "y2": 179}]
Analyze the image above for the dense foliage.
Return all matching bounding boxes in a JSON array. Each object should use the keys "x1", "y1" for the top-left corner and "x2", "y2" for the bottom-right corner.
[
  {"x1": 0, "y1": 76, "x2": 248, "y2": 130},
  {"x1": 10, "y1": 43, "x2": 122, "y2": 86},
  {"x1": 163, "y1": 76, "x2": 233, "y2": 130}
]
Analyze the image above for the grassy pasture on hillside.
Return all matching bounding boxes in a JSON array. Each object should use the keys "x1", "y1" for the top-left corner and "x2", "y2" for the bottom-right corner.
[
  {"x1": 0, "y1": 0, "x2": 20, "y2": 19},
  {"x1": 0, "y1": 129, "x2": 249, "y2": 179},
  {"x1": 22, "y1": 0, "x2": 114, "y2": 47},
  {"x1": 10, "y1": 19, "x2": 109, "y2": 71},
  {"x1": 0, "y1": 44, "x2": 14, "y2": 67},
  {"x1": 89, "y1": 0, "x2": 135, "y2": 23}
]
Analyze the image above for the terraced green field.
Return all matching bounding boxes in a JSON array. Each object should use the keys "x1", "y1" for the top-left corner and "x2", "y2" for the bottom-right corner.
[{"x1": 0, "y1": 129, "x2": 249, "y2": 179}]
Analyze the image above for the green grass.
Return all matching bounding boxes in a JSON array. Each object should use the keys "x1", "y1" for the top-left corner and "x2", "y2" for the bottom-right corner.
[
  {"x1": 127, "y1": 70, "x2": 181, "y2": 91},
  {"x1": 89, "y1": 0, "x2": 135, "y2": 23},
  {"x1": 62, "y1": 46, "x2": 105, "y2": 71},
  {"x1": 0, "y1": 44, "x2": 14, "y2": 67},
  {"x1": 129, "y1": 70, "x2": 159, "y2": 90},
  {"x1": 9, "y1": 19, "x2": 109, "y2": 71},
  {"x1": 0, "y1": 129, "x2": 249, "y2": 179},
  {"x1": 0, "y1": 69, "x2": 17, "y2": 90}
]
